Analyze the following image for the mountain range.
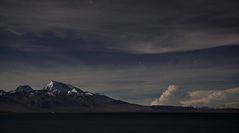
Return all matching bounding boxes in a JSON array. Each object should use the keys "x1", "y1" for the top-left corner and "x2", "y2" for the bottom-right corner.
[{"x1": 0, "y1": 81, "x2": 238, "y2": 113}]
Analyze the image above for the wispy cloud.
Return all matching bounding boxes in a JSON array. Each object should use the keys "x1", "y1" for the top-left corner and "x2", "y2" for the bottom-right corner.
[
  {"x1": 151, "y1": 85, "x2": 239, "y2": 108},
  {"x1": 181, "y1": 87, "x2": 239, "y2": 108},
  {"x1": 1, "y1": 0, "x2": 239, "y2": 54}
]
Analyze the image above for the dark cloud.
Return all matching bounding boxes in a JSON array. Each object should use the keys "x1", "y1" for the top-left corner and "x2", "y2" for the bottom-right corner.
[
  {"x1": 0, "y1": 0, "x2": 239, "y2": 105},
  {"x1": 1, "y1": 0, "x2": 239, "y2": 53}
]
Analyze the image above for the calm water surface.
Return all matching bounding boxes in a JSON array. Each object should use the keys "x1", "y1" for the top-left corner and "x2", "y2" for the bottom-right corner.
[{"x1": 1, "y1": 113, "x2": 239, "y2": 133}]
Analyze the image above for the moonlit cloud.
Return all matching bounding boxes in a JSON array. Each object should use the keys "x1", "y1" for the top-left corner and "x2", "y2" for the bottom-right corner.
[
  {"x1": 152, "y1": 85, "x2": 239, "y2": 108},
  {"x1": 151, "y1": 85, "x2": 179, "y2": 105},
  {"x1": 181, "y1": 87, "x2": 239, "y2": 108}
]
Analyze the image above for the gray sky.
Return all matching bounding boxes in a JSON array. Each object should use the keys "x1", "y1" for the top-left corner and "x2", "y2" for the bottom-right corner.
[{"x1": 0, "y1": 0, "x2": 239, "y2": 107}]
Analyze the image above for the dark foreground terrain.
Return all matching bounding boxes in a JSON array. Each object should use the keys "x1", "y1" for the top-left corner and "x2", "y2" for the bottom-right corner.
[{"x1": 1, "y1": 113, "x2": 239, "y2": 133}]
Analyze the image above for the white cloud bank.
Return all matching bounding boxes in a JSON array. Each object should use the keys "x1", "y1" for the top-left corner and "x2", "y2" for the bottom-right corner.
[
  {"x1": 181, "y1": 87, "x2": 239, "y2": 108},
  {"x1": 151, "y1": 85, "x2": 239, "y2": 108}
]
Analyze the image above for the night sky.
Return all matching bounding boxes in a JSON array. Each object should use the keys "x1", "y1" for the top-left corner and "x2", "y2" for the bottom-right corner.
[{"x1": 0, "y1": 0, "x2": 239, "y2": 107}]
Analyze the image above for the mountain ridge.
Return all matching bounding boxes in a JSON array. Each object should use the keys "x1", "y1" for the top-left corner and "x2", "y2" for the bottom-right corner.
[
  {"x1": 0, "y1": 81, "x2": 238, "y2": 113},
  {"x1": 0, "y1": 81, "x2": 150, "y2": 113}
]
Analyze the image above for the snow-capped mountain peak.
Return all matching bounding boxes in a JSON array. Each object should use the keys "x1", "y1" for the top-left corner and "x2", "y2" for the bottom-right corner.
[
  {"x1": 46, "y1": 81, "x2": 83, "y2": 94},
  {"x1": 0, "y1": 80, "x2": 147, "y2": 113}
]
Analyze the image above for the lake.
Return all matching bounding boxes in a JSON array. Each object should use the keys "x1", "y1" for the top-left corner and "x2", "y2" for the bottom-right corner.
[{"x1": 1, "y1": 113, "x2": 239, "y2": 133}]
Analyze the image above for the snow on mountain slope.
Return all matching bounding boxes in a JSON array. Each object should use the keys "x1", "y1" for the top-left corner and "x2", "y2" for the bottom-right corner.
[
  {"x1": 0, "y1": 81, "x2": 151, "y2": 112},
  {"x1": 45, "y1": 81, "x2": 83, "y2": 94},
  {"x1": 15, "y1": 85, "x2": 34, "y2": 93}
]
